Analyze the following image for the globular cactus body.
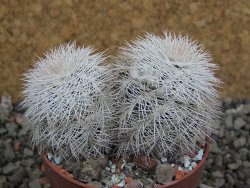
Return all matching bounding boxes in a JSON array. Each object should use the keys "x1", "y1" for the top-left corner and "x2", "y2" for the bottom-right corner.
[
  {"x1": 114, "y1": 33, "x2": 221, "y2": 158},
  {"x1": 22, "y1": 43, "x2": 113, "y2": 160}
]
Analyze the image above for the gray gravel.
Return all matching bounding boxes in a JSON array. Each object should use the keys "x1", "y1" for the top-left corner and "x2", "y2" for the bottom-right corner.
[
  {"x1": 202, "y1": 99, "x2": 250, "y2": 188},
  {"x1": 0, "y1": 96, "x2": 249, "y2": 188}
]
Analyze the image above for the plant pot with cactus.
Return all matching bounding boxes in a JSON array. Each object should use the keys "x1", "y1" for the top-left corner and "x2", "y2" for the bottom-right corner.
[{"x1": 22, "y1": 33, "x2": 221, "y2": 188}]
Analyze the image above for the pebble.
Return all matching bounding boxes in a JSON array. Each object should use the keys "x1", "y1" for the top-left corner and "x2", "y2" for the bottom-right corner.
[
  {"x1": 212, "y1": 171, "x2": 224, "y2": 178},
  {"x1": 0, "y1": 128, "x2": 7, "y2": 134},
  {"x1": 183, "y1": 155, "x2": 191, "y2": 168},
  {"x1": 5, "y1": 122, "x2": 18, "y2": 136},
  {"x1": 233, "y1": 137, "x2": 246, "y2": 147},
  {"x1": 234, "y1": 117, "x2": 246, "y2": 130},
  {"x1": 210, "y1": 141, "x2": 221, "y2": 154},
  {"x1": 28, "y1": 179, "x2": 42, "y2": 188},
  {"x1": 194, "y1": 149, "x2": 204, "y2": 161},
  {"x1": 214, "y1": 178, "x2": 225, "y2": 187},
  {"x1": 160, "y1": 157, "x2": 168, "y2": 163},
  {"x1": 7, "y1": 167, "x2": 25, "y2": 186},
  {"x1": 225, "y1": 115, "x2": 233, "y2": 128},
  {"x1": 3, "y1": 162, "x2": 19, "y2": 175},
  {"x1": 191, "y1": 162, "x2": 197, "y2": 168},
  {"x1": 53, "y1": 155, "x2": 62, "y2": 165},
  {"x1": 227, "y1": 162, "x2": 241, "y2": 170},
  {"x1": 23, "y1": 148, "x2": 34, "y2": 157},
  {"x1": 155, "y1": 164, "x2": 175, "y2": 184},
  {"x1": 4, "y1": 144, "x2": 15, "y2": 162}
]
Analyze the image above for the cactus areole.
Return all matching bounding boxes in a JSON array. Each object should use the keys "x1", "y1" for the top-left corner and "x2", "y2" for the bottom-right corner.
[{"x1": 23, "y1": 32, "x2": 221, "y2": 188}]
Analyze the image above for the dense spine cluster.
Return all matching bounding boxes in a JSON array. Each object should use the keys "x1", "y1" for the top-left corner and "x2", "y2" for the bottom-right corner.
[
  {"x1": 22, "y1": 43, "x2": 113, "y2": 159},
  {"x1": 114, "y1": 32, "x2": 221, "y2": 158}
]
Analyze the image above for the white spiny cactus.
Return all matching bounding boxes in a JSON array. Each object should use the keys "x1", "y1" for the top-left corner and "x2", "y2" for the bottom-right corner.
[
  {"x1": 114, "y1": 32, "x2": 221, "y2": 158},
  {"x1": 22, "y1": 42, "x2": 113, "y2": 160}
]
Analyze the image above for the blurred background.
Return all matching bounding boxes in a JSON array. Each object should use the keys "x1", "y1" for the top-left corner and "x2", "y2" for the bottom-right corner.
[{"x1": 0, "y1": 0, "x2": 250, "y2": 101}]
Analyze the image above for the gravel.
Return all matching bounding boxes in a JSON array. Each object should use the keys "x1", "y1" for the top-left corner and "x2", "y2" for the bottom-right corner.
[
  {"x1": 0, "y1": 96, "x2": 249, "y2": 188},
  {"x1": 202, "y1": 99, "x2": 250, "y2": 188},
  {"x1": 0, "y1": 96, "x2": 50, "y2": 188}
]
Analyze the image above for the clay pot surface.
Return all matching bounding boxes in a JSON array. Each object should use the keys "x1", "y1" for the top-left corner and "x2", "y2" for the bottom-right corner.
[{"x1": 43, "y1": 144, "x2": 210, "y2": 188}]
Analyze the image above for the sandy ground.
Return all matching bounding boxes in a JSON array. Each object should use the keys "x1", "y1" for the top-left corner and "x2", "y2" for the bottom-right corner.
[{"x1": 0, "y1": 0, "x2": 250, "y2": 101}]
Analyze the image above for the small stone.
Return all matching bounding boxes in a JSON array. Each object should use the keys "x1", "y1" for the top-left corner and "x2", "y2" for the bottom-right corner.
[
  {"x1": 53, "y1": 155, "x2": 62, "y2": 165},
  {"x1": 247, "y1": 178, "x2": 250, "y2": 185},
  {"x1": 134, "y1": 156, "x2": 158, "y2": 171},
  {"x1": 210, "y1": 141, "x2": 221, "y2": 154},
  {"x1": 227, "y1": 162, "x2": 241, "y2": 170},
  {"x1": 243, "y1": 161, "x2": 250, "y2": 168},
  {"x1": 199, "y1": 184, "x2": 214, "y2": 188},
  {"x1": 155, "y1": 164, "x2": 175, "y2": 184},
  {"x1": 0, "y1": 128, "x2": 7, "y2": 134},
  {"x1": 194, "y1": 149, "x2": 204, "y2": 161},
  {"x1": 5, "y1": 122, "x2": 18, "y2": 136},
  {"x1": 28, "y1": 168, "x2": 43, "y2": 179},
  {"x1": 29, "y1": 179, "x2": 42, "y2": 188},
  {"x1": 191, "y1": 162, "x2": 197, "y2": 168},
  {"x1": 212, "y1": 171, "x2": 224, "y2": 178},
  {"x1": 237, "y1": 104, "x2": 250, "y2": 114},
  {"x1": 23, "y1": 148, "x2": 33, "y2": 157},
  {"x1": 47, "y1": 153, "x2": 53, "y2": 160},
  {"x1": 225, "y1": 173, "x2": 235, "y2": 185},
  {"x1": 111, "y1": 174, "x2": 121, "y2": 185},
  {"x1": 4, "y1": 144, "x2": 15, "y2": 162},
  {"x1": 160, "y1": 157, "x2": 168, "y2": 163},
  {"x1": 126, "y1": 179, "x2": 143, "y2": 188},
  {"x1": 7, "y1": 167, "x2": 25, "y2": 186},
  {"x1": 77, "y1": 159, "x2": 103, "y2": 182},
  {"x1": 18, "y1": 128, "x2": 26, "y2": 137},
  {"x1": 225, "y1": 115, "x2": 233, "y2": 128},
  {"x1": 105, "y1": 166, "x2": 110, "y2": 171},
  {"x1": 233, "y1": 137, "x2": 246, "y2": 147},
  {"x1": 21, "y1": 159, "x2": 35, "y2": 167},
  {"x1": 188, "y1": 166, "x2": 192, "y2": 171},
  {"x1": 234, "y1": 117, "x2": 246, "y2": 130},
  {"x1": 214, "y1": 178, "x2": 225, "y2": 187},
  {"x1": 0, "y1": 176, "x2": 6, "y2": 184},
  {"x1": 183, "y1": 155, "x2": 191, "y2": 168},
  {"x1": 116, "y1": 180, "x2": 125, "y2": 187},
  {"x1": 3, "y1": 162, "x2": 19, "y2": 175}
]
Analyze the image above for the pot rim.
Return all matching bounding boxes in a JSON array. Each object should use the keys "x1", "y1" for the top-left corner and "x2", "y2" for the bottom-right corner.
[{"x1": 43, "y1": 143, "x2": 210, "y2": 187}]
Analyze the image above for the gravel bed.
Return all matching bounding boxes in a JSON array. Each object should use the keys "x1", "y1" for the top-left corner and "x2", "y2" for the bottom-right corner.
[{"x1": 0, "y1": 96, "x2": 249, "y2": 188}]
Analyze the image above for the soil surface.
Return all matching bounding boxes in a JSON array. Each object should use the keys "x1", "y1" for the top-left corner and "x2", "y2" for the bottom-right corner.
[{"x1": 0, "y1": 0, "x2": 250, "y2": 101}]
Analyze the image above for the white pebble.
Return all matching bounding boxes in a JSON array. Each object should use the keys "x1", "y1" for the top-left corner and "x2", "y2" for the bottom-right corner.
[
  {"x1": 117, "y1": 180, "x2": 125, "y2": 187},
  {"x1": 47, "y1": 153, "x2": 53, "y2": 160},
  {"x1": 109, "y1": 161, "x2": 112, "y2": 166},
  {"x1": 105, "y1": 166, "x2": 111, "y2": 171},
  {"x1": 160, "y1": 157, "x2": 168, "y2": 163},
  {"x1": 135, "y1": 171, "x2": 139, "y2": 176},
  {"x1": 111, "y1": 175, "x2": 120, "y2": 184},
  {"x1": 188, "y1": 166, "x2": 193, "y2": 171},
  {"x1": 191, "y1": 162, "x2": 197, "y2": 168},
  {"x1": 54, "y1": 155, "x2": 62, "y2": 164},
  {"x1": 194, "y1": 149, "x2": 204, "y2": 161},
  {"x1": 183, "y1": 155, "x2": 191, "y2": 168},
  {"x1": 178, "y1": 166, "x2": 184, "y2": 171}
]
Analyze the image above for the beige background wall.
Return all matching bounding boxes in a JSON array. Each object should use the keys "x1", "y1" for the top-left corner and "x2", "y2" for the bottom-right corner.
[{"x1": 0, "y1": 0, "x2": 249, "y2": 101}]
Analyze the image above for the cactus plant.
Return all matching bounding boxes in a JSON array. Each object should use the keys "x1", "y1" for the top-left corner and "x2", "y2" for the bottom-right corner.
[
  {"x1": 113, "y1": 32, "x2": 221, "y2": 158},
  {"x1": 22, "y1": 42, "x2": 113, "y2": 160}
]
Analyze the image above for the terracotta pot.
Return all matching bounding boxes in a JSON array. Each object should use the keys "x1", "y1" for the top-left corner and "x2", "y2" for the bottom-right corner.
[{"x1": 43, "y1": 144, "x2": 210, "y2": 188}]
